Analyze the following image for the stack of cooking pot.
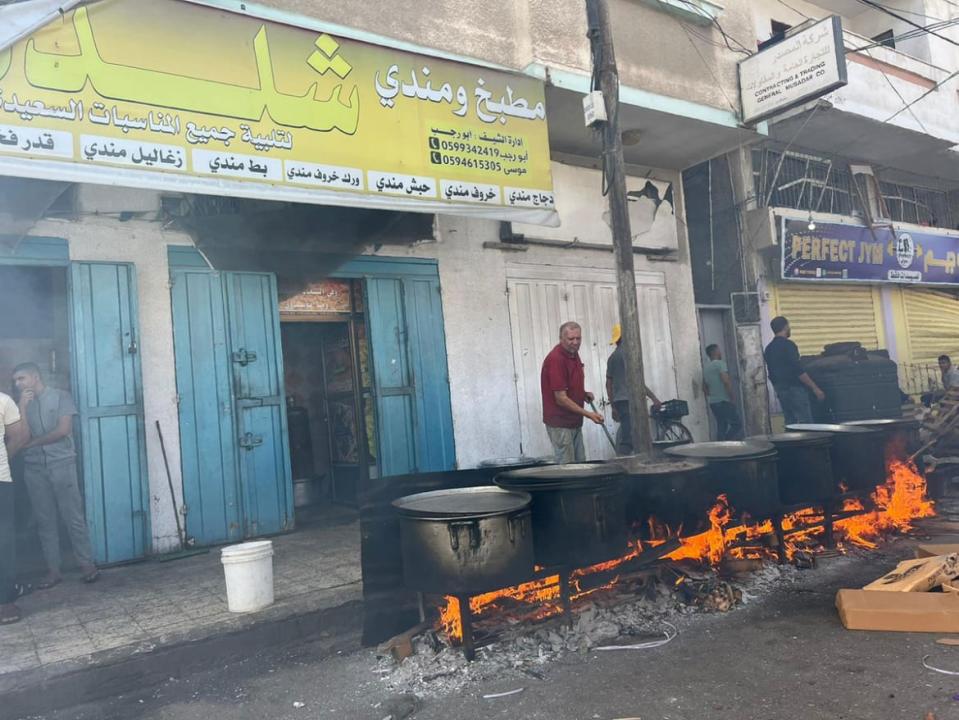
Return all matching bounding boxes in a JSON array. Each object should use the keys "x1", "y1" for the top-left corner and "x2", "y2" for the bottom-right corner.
[
  {"x1": 495, "y1": 463, "x2": 628, "y2": 568},
  {"x1": 665, "y1": 441, "x2": 780, "y2": 520},
  {"x1": 392, "y1": 487, "x2": 535, "y2": 595},
  {"x1": 787, "y1": 423, "x2": 885, "y2": 493},
  {"x1": 747, "y1": 432, "x2": 835, "y2": 507}
]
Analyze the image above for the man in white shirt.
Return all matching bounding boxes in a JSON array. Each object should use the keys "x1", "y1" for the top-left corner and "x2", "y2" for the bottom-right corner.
[{"x1": 1, "y1": 390, "x2": 28, "y2": 624}]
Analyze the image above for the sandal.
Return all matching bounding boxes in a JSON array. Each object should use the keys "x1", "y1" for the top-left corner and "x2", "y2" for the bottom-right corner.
[
  {"x1": 36, "y1": 575, "x2": 62, "y2": 590},
  {"x1": 13, "y1": 583, "x2": 31, "y2": 598},
  {"x1": 82, "y1": 569, "x2": 100, "y2": 584},
  {"x1": 0, "y1": 604, "x2": 21, "y2": 625}
]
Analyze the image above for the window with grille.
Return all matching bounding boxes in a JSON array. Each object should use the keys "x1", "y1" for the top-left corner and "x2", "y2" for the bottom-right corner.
[
  {"x1": 752, "y1": 147, "x2": 857, "y2": 216},
  {"x1": 879, "y1": 181, "x2": 956, "y2": 229}
]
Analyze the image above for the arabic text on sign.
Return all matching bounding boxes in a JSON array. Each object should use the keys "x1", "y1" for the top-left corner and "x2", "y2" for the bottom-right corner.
[
  {"x1": 0, "y1": 123, "x2": 73, "y2": 159},
  {"x1": 504, "y1": 186, "x2": 555, "y2": 208},
  {"x1": 374, "y1": 65, "x2": 546, "y2": 125},
  {"x1": 440, "y1": 179, "x2": 501, "y2": 204},
  {"x1": 192, "y1": 149, "x2": 283, "y2": 180},
  {"x1": 367, "y1": 171, "x2": 437, "y2": 198},
  {"x1": 80, "y1": 134, "x2": 185, "y2": 169},
  {"x1": 284, "y1": 160, "x2": 364, "y2": 190},
  {"x1": 24, "y1": 6, "x2": 360, "y2": 135}
]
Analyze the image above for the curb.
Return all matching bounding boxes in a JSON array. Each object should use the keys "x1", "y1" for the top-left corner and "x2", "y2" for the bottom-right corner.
[{"x1": 1, "y1": 599, "x2": 362, "y2": 718}]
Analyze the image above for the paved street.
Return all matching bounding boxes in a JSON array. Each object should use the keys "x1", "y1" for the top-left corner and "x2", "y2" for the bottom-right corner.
[
  {"x1": 1, "y1": 510, "x2": 360, "y2": 698},
  {"x1": 32, "y1": 535, "x2": 959, "y2": 720}
]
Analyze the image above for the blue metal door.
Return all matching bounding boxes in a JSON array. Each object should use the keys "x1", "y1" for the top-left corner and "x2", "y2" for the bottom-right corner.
[
  {"x1": 71, "y1": 262, "x2": 149, "y2": 563},
  {"x1": 170, "y1": 267, "x2": 291, "y2": 543},
  {"x1": 171, "y1": 269, "x2": 242, "y2": 545},
  {"x1": 224, "y1": 272, "x2": 293, "y2": 536},
  {"x1": 365, "y1": 276, "x2": 455, "y2": 476},
  {"x1": 366, "y1": 278, "x2": 417, "y2": 476},
  {"x1": 403, "y1": 277, "x2": 455, "y2": 472}
]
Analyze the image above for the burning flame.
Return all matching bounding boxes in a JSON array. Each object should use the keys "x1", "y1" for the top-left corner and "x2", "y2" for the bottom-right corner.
[
  {"x1": 835, "y1": 459, "x2": 935, "y2": 549},
  {"x1": 436, "y1": 458, "x2": 934, "y2": 643},
  {"x1": 664, "y1": 495, "x2": 732, "y2": 564},
  {"x1": 439, "y1": 576, "x2": 563, "y2": 641}
]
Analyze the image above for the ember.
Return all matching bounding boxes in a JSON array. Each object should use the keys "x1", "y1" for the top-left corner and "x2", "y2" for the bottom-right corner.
[{"x1": 436, "y1": 458, "x2": 934, "y2": 645}]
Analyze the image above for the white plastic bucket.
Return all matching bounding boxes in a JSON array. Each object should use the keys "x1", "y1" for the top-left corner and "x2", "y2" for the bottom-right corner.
[{"x1": 221, "y1": 540, "x2": 275, "y2": 613}]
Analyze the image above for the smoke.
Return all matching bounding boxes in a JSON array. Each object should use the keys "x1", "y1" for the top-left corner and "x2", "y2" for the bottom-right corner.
[{"x1": 167, "y1": 196, "x2": 434, "y2": 294}]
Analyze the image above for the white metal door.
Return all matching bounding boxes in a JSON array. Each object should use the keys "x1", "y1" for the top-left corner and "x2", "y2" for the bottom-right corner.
[{"x1": 506, "y1": 265, "x2": 678, "y2": 461}]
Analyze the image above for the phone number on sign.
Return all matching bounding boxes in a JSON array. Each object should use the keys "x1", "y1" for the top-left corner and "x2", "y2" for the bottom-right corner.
[
  {"x1": 429, "y1": 152, "x2": 503, "y2": 172},
  {"x1": 434, "y1": 140, "x2": 508, "y2": 158}
]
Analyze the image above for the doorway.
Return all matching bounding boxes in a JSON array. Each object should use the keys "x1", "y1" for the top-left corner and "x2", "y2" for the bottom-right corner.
[
  {"x1": 697, "y1": 307, "x2": 742, "y2": 440},
  {"x1": 279, "y1": 279, "x2": 376, "y2": 510},
  {"x1": 0, "y1": 265, "x2": 73, "y2": 577}
]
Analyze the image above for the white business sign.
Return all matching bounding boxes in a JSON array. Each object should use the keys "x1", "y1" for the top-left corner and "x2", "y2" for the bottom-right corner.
[{"x1": 739, "y1": 16, "x2": 848, "y2": 125}]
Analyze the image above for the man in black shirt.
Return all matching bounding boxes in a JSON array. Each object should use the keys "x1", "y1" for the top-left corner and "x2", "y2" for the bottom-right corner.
[{"x1": 763, "y1": 316, "x2": 825, "y2": 425}]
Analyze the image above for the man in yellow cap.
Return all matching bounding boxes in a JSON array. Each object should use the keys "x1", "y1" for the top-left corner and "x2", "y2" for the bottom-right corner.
[{"x1": 605, "y1": 324, "x2": 661, "y2": 455}]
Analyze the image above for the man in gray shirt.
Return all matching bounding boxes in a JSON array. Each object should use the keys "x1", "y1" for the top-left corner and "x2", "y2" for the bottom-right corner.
[
  {"x1": 13, "y1": 363, "x2": 98, "y2": 588},
  {"x1": 605, "y1": 324, "x2": 661, "y2": 455},
  {"x1": 703, "y1": 344, "x2": 742, "y2": 441}
]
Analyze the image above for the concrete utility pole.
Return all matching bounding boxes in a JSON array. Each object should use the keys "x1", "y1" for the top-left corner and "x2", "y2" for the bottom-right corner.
[{"x1": 585, "y1": 0, "x2": 654, "y2": 455}]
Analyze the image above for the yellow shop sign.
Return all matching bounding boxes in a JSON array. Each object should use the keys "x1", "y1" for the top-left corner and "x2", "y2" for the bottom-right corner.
[{"x1": 0, "y1": 0, "x2": 557, "y2": 223}]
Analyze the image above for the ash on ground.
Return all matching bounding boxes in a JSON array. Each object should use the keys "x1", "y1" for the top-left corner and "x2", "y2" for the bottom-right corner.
[{"x1": 374, "y1": 561, "x2": 800, "y2": 698}]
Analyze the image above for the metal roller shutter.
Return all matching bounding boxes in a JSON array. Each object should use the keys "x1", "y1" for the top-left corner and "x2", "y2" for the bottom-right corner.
[
  {"x1": 775, "y1": 283, "x2": 882, "y2": 356},
  {"x1": 902, "y1": 288, "x2": 959, "y2": 365}
]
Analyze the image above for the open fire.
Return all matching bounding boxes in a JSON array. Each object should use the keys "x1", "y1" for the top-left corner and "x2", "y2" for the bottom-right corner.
[{"x1": 438, "y1": 459, "x2": 934, "y2": 643}]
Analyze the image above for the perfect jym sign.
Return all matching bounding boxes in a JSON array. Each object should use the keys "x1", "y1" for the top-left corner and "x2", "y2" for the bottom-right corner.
[{"x1": 739, "y1": 16, "x2": 848, "y2": 125}]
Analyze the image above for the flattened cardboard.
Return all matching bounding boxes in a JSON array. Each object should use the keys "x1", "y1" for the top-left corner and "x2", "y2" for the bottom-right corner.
[
  {"x1": 917, "y1": 544, "x2": 959, "y2": 558},
  {"x1": 863, "y1": 554, "x2": 959, "y2": 592},
  {"x1": 837, "y1": 589, "x2": 959, "y2": 632}
]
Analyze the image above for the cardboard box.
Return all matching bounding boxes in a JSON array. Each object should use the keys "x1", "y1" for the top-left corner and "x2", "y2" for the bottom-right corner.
[
  {"x1": 917, "y1": 544, "x2": 959, "y2": 558},
  {"x1": 863, "y1": 554, "x2": 959, "y2": 592},
  {"x1": 837, "y1": 589, "x2": 959, "y2": 632}
]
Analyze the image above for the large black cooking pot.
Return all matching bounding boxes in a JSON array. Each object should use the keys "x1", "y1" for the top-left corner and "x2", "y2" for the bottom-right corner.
[
  {"x1": 612, "y1": 455, "x2": 715, "y2": 537},
  {"x1": 392, "y1": 487, "x2": 534, "y2": 595},
  {"x1": 665, "y1": 441, "x2": 780, "y2": 520},
  {"x1": 842, "y1": 418, "x2": 920, "y2": 461},
  {"x1": 787, "y1": 423, "x2": 885, "y2": 492},
  {"x1": 747, "y1": 432, "x2": 834, "y2": 506},
  {"x1": 495, "y1": 464, "x2": 628, "y2": 568}
]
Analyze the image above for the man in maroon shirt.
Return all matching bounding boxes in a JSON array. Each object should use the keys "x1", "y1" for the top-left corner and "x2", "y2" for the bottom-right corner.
[{"x1": 541, "y1": 321, "x2": 604, "y2": 463}]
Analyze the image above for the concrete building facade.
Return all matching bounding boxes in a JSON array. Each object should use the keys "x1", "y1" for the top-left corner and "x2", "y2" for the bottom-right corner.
[
  {"x1": 684, "y1": 0, "x2": 959, "y2": 433},
  {"x1": 0, "y1": 0, "x2": 767, "y2": 558}
]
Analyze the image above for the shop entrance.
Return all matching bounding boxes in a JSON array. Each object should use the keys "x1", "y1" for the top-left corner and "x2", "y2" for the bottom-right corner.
[
  {"x1": 279, "y1": 279, "x2": 376, "y2": 509},
  {"x1": 170, "y1": 249, "x2": 456, "y2": 548},
  {"x1": 0, "y1": 265, "x2": 72, "y2": 576},
  {"x1": 0, "y1": 260, "x2": 149, "y2": 568}
]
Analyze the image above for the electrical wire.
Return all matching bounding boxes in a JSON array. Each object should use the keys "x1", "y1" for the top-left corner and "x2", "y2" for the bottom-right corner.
[
  {"x1": 872, "y1": 55, "x2": 929, "y2": 133},
  {"x1": 773, "y1": 0, "x2": 959, "y2": 55},
  {"x1": 883, "y1": 68, "x2": 959, "y2": 123},
  {"x1": 846, "y1": 19, "x2": 959, "y2": 54},
  {"x1": 678, "y1": 23, "x2": 740, "y2": 115},
  {"x1": 771, "y1": 0, "x2": 957, "y2": 134},
  {"x1": 673, "y1": 0, "x2": 754, "y2": 55},
  {"x1": 853, "y1": 0, "x2": 959, "y2": 47},
  {"x1": 773, "y1": 0, "x2": 812, "y2": 21}
]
